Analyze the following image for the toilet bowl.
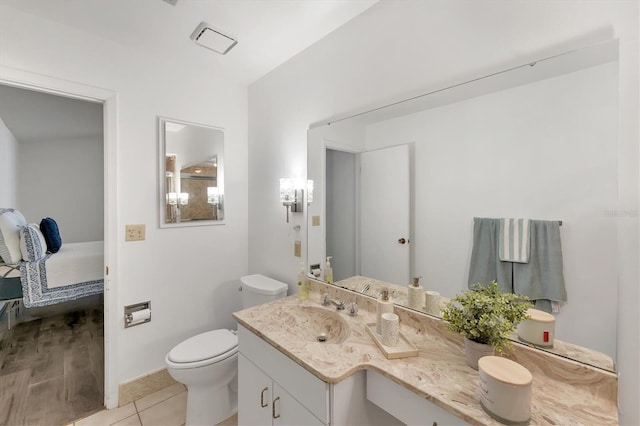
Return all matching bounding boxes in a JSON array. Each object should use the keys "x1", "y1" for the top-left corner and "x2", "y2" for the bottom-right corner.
[
  {"x1": 165, "y1": 329, "x2": 238, "y2": 426},
  {"x1": 165, "y1": 274, "x2": 288, "y2": 426}
]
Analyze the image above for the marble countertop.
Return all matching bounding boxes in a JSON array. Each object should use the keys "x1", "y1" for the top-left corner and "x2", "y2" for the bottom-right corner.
[{"x1": 233, "y1": 288, "x2": 618, "y2": 426}]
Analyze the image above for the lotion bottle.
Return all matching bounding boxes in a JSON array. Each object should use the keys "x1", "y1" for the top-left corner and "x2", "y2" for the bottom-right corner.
[
  {"x1": 297, "y1": 262, "x2": 309, "y2": 301},
  {"x1": 324, "y1": 256, "x2": 334, "y2": 284},
  {"x1": 376, "y1": 288, "x2": 394, "y2": 334},
  {"x1": 408, "y1": 276, "x2": 424, "y2": 310}
]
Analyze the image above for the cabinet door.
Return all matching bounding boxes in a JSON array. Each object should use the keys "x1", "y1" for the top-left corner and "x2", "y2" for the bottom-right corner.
[
  {"x1": 238, "y1": 354, "x2": 273, "y2": 426},
  {"x1": 272, "y1": 383, "x2": 324, "y2": 426}
]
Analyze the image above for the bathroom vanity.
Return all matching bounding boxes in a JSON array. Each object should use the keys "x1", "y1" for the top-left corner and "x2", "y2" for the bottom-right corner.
[{"x1": 233, "y1": 281, "x2": 618, "y2": 425}]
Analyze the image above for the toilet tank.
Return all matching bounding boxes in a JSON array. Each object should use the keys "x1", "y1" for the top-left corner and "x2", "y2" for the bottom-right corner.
[{"x1": 240, "y1": 274, "x2": 288, "y2": 309}]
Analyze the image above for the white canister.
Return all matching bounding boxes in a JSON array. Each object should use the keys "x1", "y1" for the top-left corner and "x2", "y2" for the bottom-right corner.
[
  {"x1": 478, "y1": 356, "x2": 533, "y2": 424},
  {"x1": 424, "y1": 290, "x2": 441, "y2": 316},
  {"x1": 517, "y1": 308, "x2": 556, "y2": 348}
]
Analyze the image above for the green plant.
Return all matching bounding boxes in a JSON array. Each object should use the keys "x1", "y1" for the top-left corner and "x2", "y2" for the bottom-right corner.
[{"x1": 441, "y1": 281, "x2": 532, "y2": 353}]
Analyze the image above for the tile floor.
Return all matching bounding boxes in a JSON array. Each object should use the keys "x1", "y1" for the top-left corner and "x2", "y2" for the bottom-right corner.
[{"x1": 71, "y1": 383, "x2": 238, "y2": 426}]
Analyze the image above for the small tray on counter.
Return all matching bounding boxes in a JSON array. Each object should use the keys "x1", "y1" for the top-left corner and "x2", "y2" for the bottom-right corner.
[{"x1": 365, "y1": 323, "x2": 419, "y2": 359}]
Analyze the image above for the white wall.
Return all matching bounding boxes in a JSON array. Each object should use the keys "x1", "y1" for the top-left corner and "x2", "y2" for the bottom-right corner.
[
  {"x1": 0, "y1": 4, "x2": 248, "y2": 386},
  {"x1": 248, "y1": 1, "x2": 638, "y2": 423},
  {"x1": 365, "y1": 62, "x2": 618, "y2": 357},
  {"x1": 17, "y1": 136, "x2": 104, "y2": 242},
  {"x1": 0, "y1": 118, "x2": 17, "y2": 207}
]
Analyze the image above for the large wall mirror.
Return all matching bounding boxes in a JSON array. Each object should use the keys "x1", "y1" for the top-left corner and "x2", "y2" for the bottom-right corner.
[
  {"x1": 158, "y1": 117, "x2": 225, "y2": 227},
  {"x1": 307, "y1": 40, "x2": 619, "y2": 372}
]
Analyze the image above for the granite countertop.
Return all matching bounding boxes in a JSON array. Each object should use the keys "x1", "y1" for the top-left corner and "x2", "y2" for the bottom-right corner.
[{"x1": 233, "y1": 289, "x2": 618, "y2": 426}]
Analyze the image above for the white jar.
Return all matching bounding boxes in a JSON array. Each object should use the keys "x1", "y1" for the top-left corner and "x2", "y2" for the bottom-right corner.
[
  {"x1": 517, "y1": 308, "x2": 555, "y2": 348},
  {"x1": 478, "y1": 356, "x2": 533, "y2": 424}
]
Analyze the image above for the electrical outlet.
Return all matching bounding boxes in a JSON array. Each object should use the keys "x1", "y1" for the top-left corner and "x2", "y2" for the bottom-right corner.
[
  {"x1": 294, "y1": 240, "x2": 301, "y2": 257},
  {"x1": 125, "y1": 224, "x2": 146, "y2": 241},
  {"x1": 312, "y1": 216, "x2": 320, "y2": 226}
]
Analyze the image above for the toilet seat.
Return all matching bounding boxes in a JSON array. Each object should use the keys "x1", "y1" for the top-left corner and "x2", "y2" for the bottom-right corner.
[{"x1": 167, "y1": 329, "x2": 238, "y2": 369}]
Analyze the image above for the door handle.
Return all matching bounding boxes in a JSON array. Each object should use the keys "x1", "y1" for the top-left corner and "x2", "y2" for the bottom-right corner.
[
  {"x1": 260, "y1": 386, "x2": 268, "y2": 408},
  {"x1": 272, "y1": 396, "x2": 281, "y2": 419},
  {"x1": 398, "y1": 238, "x2": 409, "y2": 244}
]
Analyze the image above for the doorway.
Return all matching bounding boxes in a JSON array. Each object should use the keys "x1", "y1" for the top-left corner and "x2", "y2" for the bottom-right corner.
[{"x1": 0, "y1": 66, "x2": 118, "y2": 410}]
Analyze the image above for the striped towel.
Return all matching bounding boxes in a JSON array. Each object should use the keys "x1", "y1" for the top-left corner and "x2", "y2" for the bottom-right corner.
[{"x1": 499, "y1": 218, "x2": 530, "y2": 263}]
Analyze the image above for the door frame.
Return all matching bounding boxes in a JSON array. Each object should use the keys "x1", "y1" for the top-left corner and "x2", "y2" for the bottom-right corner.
[{"x1": 0, "y1": 65, "x2": 119, "y2": 409}]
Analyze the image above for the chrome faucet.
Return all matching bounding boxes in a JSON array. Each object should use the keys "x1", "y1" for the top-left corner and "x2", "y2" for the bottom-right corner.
[{"x1": 321, "y1": 293, "x2": 345, "y2": 310}]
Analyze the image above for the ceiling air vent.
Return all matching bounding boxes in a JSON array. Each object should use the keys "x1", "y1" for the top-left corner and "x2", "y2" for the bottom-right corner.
[
  {"x1": 190, "y1": 22, "x2": 237, "y2": 55},
  {"x1": 161, "y1": 0, "x2": 178, "y2": 5}
]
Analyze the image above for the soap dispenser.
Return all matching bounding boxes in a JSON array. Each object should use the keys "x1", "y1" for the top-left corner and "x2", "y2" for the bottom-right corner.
[
  {"x1": 408, "y1": 276, "x2": 424, "y2": 310},
  {"x1": 376, "y1": 287, "x2": 394, "y2": 334},
  {"x1": 297, "y1": 262, "x2": 309, "y2": 301},
  {"x1": 324, "y1": 256, "x2": 334, "y2": 284}
]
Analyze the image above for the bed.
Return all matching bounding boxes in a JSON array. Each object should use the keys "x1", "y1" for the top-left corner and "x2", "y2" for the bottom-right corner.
[
  {"x1": 0, "y1": 241, "x2": 104, "y2": 308},
  {"x1": 0, "y1": 209, "x2": 104, "y2": 312}
]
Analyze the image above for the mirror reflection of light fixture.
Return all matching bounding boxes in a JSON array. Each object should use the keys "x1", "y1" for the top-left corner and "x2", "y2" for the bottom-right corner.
[
  {"x1": 179, "y1": 192, "x2": 189, "y2": 205},
  {"x1": 167, "y1": 192, "x2": 178, "y2": 205},
  {"x1": 280, "y1": 178, "x2": 305, "y2": 223},
  {"x1": 207, "y1": 187, "x2": 221, "y2": 205},
  {"x1": 307, "y1": 180, "x2": 314, "y2": 205}
]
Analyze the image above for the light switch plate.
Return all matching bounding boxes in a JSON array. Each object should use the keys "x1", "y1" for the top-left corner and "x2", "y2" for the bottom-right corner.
[
  {"x1": 294, "y1": 240, "x2": 301, "y2": 257},
  {"x1": 312, "y1": 216, "x2": 320, "y2": 226},
  {"x1": 126, "y1": 224, "x2": 146, "y2": 241}
]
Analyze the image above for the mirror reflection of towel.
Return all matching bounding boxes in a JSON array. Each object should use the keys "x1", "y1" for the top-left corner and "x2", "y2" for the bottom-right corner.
[
  {"x1": 468, "y1": 218, "x2": 566, "y2": 312},
  {"x1": 499, "y1": 218, "x2": 530, "y2": 263}
]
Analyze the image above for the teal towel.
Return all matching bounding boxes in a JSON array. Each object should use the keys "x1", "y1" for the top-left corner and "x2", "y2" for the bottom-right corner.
[
  {"x1": 513, "y1": 220, "x2": 567, "y2": 306},
  {"x1": 468, "y1": 218, "x2": 513, "y2": 293},
  {"x1": 468, "y1": 218, "x2": 566, "y2": 313}
]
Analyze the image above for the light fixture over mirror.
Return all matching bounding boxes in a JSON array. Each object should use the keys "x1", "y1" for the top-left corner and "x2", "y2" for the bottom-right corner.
[{"x1": 158, "y1": 117, "x2": 225, "y2": 227}]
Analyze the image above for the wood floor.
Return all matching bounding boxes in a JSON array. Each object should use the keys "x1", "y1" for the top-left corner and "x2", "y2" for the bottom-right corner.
[{"x1": 0, "y1": 296, "x2": 104, "y2": 426}]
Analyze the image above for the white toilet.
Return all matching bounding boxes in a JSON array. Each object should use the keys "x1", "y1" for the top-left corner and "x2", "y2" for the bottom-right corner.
[{"x1": 165, "y1": 274, "x2": 288, "y2": 426}]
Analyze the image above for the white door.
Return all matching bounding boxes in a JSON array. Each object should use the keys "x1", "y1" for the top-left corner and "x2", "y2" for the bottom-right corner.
[{"x1": 360, "y1": 144, "x2": 410, "y2": 285}]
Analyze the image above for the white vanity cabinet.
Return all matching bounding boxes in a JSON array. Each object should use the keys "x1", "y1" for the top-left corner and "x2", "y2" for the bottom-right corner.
[
  {"x1": 367, "y1": 370, "x2": 467, "y2": 426},
  {"x1": 238, "y1": 325, "x2": 403, "y2": 426},
  {"x1": 239, "y1": 354, "x2": 324, "y2": 425},
  {"x1": 238, "y1": 325, "x2": 328, "y2": 425}
]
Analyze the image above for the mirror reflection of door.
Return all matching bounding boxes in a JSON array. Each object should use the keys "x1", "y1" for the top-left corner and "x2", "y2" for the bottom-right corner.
[
  {"x1": 326, "y1": 144, "x2": 411, "y2": 284},
  {"x1": 360, "y1": 144, "x2": 410, "y2": 284}
]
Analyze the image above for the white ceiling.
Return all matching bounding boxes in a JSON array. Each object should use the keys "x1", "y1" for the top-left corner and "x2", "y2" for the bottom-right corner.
[
  {"x1": 1, "y1": 0, "x2": 378, "y2": 85},
  {"x1": 0, "y1": 84, "x2": 103, "y2": 143},
  {"x1": 0, "y1": 0, "x2": 377, "y2": 143}
]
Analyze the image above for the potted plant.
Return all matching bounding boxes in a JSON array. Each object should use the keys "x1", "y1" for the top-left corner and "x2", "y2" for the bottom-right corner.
[{"x1": 441, "y1": 281, "x2": 532, "y2": 369}]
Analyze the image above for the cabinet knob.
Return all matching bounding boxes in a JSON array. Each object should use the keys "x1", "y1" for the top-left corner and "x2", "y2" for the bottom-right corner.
[
  {"x1": 260, "y1": 387, "x2": 269, "y2": 408},
  {"x1": 272, "y1": 396, "x2": 281, "y2": 419}
]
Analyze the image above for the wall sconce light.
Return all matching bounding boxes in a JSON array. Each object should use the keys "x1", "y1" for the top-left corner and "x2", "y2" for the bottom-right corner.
[
  {"x1": 167, "y1": 192, "x2": 178, "y2": 205},
  {"x1": 280, "y1": 178, "x2": 304, "y2": 223},
  {"x1": 179, "y1": 192, "x2": 189, "y2": 206}
]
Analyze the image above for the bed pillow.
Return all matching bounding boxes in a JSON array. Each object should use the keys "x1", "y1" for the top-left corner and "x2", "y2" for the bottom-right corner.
[
  {"x1": 40, "y1": 217, "x2": 62, "y2": 253},
  {"x1": 20, "y1": 223, "x2": 48, "y2": 262},
  {"x1": 0, "y1": 210, "x2": 28, "y2": 264}
]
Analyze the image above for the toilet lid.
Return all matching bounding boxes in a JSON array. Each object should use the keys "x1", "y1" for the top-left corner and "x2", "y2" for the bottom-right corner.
[{"x1": 168, "y1": 329, "x2": 238, "y2": 364}]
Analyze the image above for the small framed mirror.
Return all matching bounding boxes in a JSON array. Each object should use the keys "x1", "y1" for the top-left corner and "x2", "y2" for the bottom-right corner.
[{"x1": 158, "y1": 116, "x2": 225, "y2": 227}]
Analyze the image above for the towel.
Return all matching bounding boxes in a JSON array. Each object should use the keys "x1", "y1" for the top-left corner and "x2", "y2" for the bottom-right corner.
[
  {"x1": 468, "y1": 218, "x2": 567, "y2": 313},
  {"x1": 468, "y1": 218, "x2": 513, "y2": 293},
  {"x1": 499, "y1": 218, "x2": 530, "y2": 263},
  {"x1": 513, "y1": 220, "x2": 567, "y2": 311}
]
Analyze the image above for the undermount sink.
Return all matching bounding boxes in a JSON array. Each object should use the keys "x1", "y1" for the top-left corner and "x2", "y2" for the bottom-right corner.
[{"x1": 281, "y1": 305, "x2": 350, "y2": 344}]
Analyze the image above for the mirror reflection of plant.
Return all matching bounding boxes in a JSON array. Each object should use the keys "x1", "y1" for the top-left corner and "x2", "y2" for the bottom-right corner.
[{"x1": 442, "y1": 281, "x2": 532, "y2": 354}]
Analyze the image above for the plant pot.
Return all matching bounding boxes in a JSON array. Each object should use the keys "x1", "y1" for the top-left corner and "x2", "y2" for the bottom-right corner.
[{"x1": 464, "y1": 338, "x2": 495, "y2": 370}]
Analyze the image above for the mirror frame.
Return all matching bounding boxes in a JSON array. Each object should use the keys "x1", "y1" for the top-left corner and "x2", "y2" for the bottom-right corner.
[{"x1": 158, "y1": 116, "x2": 226, "y2": 228}]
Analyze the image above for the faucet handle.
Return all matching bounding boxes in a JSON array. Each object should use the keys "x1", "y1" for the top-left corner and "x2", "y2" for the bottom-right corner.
[
  {"x1": 347, "y1": 302, "x2": 359, "y2": 316},
  {"x1": 321, "y1": 293, "x2": 331, "y2": 306}
]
